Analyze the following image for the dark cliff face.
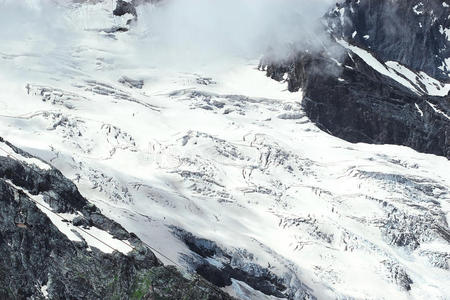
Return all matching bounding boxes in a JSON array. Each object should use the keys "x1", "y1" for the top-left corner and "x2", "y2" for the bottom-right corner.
[
  {"x1": 113, "y1": 0, "x2": 163, "y2": 17},
  {"x1": 265, "y1": 47, "x2": 450, "y2": 158},
  {"x1": 171, "y1": 228, "x2": 316, "y2": 300},
  {"x1": 328, "y1": 0, "x2": 450, "y2": 81},
  {"x1": 113, "y1": 0, "x2": 138, "y2": 17},
  {"x1": 0, "y1": 137, "x2": 233, "y2": 300},
  {"x1": 263, "y1": 0, "x2": 450, "y2": 158}
]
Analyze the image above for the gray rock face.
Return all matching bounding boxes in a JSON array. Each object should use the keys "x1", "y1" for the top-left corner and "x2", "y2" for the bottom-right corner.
[
  {"x1": 113, "y1": 0, "x2": 137, "y2": 17},
  {"x1": 263, "y1": 0, "x2": 450, "y2": 158},
  {"x1": 113, "y1": 0, "x2": 163, "y2": 18},
  {"x1": 172, "y1": 228, "x2": 316, "y2": 300},
  {"x1": 119, "y1": 76, "x2": 144, "y2": 89},
  {"x1": 0, "y1": 137, "x2": 233, "y2": 299},
  {"x1": 328, "y1": 0, "x2": 450, "y2": 81},
  {"x1": 265, "y1": 49, "x2": 450, "y2": 158}
]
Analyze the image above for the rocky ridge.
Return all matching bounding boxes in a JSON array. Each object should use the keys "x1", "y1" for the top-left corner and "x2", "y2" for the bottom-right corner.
[
  {"x1": 263, "y1": 0, "x2": 450, "y2": 158},
  {"x1": 0, "y1": 137, "x2": 233, "y2": 300},
  {"x1": 328, "y1": 0, "x2": 450, "y2": 81}
]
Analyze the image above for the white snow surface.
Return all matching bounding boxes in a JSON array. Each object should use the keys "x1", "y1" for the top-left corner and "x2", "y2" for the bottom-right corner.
[
  {"x1": 0, "y1": 139, "x2": 51, "y2": 170},
  {"x1": 0, "y1": 1, "x2": 449, "y2": 299},
  {"x1": 339, "y1": 40, "x2": 450, "y2": 97},
  {"x1": 5, "y1": 180, "x2": 133, "y2": 255},
  {"x1": 41, "y1": 284, "x2": 49, "y2": 299}
]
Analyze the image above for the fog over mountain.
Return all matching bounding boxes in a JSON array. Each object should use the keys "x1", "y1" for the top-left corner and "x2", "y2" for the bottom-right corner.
[
  {"x1": 0, "y1": 0, "x2": 337, "y2": 68},
  {"x1": 132, "y1": 0, "x2": 336, "y2": 66}
]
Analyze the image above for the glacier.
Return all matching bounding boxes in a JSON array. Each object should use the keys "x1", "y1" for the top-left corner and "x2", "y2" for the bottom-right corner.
[{"x1": 0, "y1": 1, "x2": 449, "y2": 299}]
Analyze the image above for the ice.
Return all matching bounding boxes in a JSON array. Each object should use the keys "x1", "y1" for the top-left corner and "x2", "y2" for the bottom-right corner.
[{"x1": 0, "y1": 2, "x2": 449, "y2": 299}]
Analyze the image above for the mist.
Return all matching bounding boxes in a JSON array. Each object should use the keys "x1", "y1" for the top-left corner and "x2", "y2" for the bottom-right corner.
[
  {"x1": 131, "y1": 0, "x2": 336, "y2": 68},
  {"x1": 0, "y1": 0, "x2": 81, "y2": 58},
  {"x1": 0, "y1": 0, "x2": 336, "y2": 71}
]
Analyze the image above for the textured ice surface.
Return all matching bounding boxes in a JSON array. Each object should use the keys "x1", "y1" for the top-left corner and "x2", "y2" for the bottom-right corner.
[{"x1": 0, "y1": 1, "x2": 449, "y2": 299}]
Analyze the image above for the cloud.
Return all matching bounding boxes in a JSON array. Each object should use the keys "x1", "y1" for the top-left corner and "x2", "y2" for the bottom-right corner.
[
  {"x1": 0, "y1": 0, "x2": 336, "y2": 71},
  {"x1": 131, "y1": 0, "x2": 336, "y2": 68},
  {"x1": 0, "y1": 0, "x2": 78, "y2": 55}
]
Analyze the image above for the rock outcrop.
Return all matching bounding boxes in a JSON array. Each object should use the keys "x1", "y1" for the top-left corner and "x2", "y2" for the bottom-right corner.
[
  {"x1": 172, "y1": 228, "x2": 316, "y2": 300},
  {"x1": 328, "y1": 0, "x2": 450, "y2": 81},
  {"x1": 0, "y1": 137, "x2": 233, "y2": 300},
  {"x1": 113, "y1": 0, "x2": 163, "y2": 18},
  {"x1": 263, "y1": 0, "x2": 450, "y2": 158}
]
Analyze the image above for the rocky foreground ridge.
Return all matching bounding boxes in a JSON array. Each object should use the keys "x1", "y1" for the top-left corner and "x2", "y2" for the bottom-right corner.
[{"x1": 0, "y1": 137, "x2": 232, "y2": 299}]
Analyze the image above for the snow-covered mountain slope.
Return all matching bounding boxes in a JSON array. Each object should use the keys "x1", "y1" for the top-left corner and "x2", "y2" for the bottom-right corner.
[
  {"x1": 0, "y1": 1, "x2": 449, "y2": 299},
  {"x1": 0, "y1": 137, "x2": 232, "y2": 299}
]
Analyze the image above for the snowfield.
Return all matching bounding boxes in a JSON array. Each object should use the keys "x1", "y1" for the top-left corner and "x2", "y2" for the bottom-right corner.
[{"x1": 0, "y1": 1, "x2": 449, "y2": 299}]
